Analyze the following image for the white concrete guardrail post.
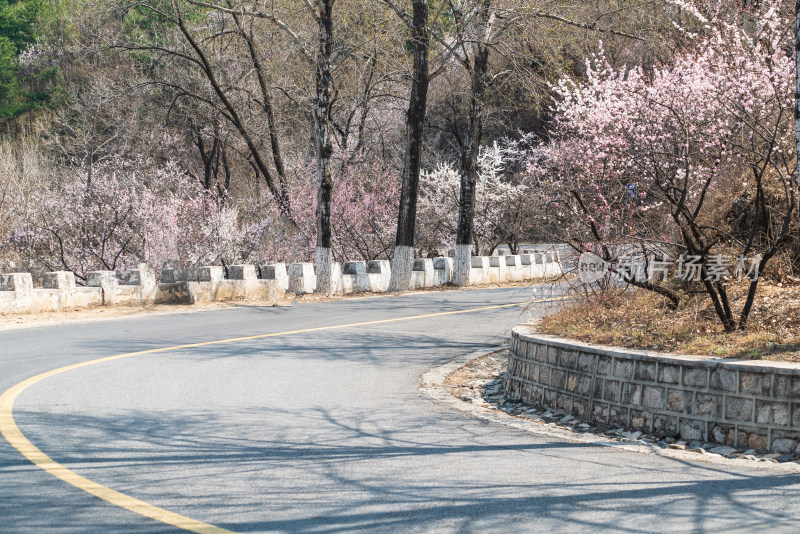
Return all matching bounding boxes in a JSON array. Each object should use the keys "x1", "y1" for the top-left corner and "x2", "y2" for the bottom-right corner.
[
  {"x1": 260, "y1": 263, "x2": 289, "y2": 291},
  {"x1": 288, "y1": 262, "x2": 316, "y2": 294}
]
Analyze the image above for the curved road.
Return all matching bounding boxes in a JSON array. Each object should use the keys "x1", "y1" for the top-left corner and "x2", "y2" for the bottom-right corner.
[{"x1": 2, "y1": 287, "x2": 800, "y2": 533}]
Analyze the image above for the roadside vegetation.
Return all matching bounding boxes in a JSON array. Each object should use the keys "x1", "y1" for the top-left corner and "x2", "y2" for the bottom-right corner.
[
  {"x1": 540, "y1": 282, "x2": 800, "y2": 361},
  {"x1": 533, "y1": 0, "x2": 800, "y2": 349},
  {"x1": 1, "y1": 0, "x2": 798, "y2": 325}
]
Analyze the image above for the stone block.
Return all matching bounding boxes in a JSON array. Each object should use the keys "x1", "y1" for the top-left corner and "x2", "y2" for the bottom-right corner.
[
  {"x1": 228, "y1": 264, "x2": 257, "y2": 281},
  {"x1": 771, "y1": 438, "x2": 798, "y2": 454},
  {"x1": 124, "y1": 264, "x2": 156, "y2": 289},
  {"x1": 756, "y1": 400, "x2": 790, "y2": 426},
  {"x1": 725, "y1": 397, "x2": 754, "y2": 422},
  {"x1": 160, "y1": 260, "x2": 184, "y2": 283},
  {"x1": 546, "y1": 345, "x2": 559, "y2": 365},
  {"x1": 0, "y1": 273, "x2": 33, "y2": 292},
  {"x1": 124, "y1": 269, "x2": 143, "y2": 285},
  {"x1": 197, "y1": 266, "x2": 224, "y2": 283},
  {"x1": 561, "y1": 350, "x2": 577, "y2": 369},
  {"x1": 693, "y1": 394, "x2": 721, "y2": 417},
  {"x1": 592, "y1": 403, "x2": 609, "y2": 423},
  {"x1": 597, "y1": 356, "x2": 612, "y2": 376},
  {"x1": 593, "y1": 378, "x2": 604, "y2": 397},
  {"x1": 740, "y1": 372, "x2": 771, "y2": 396},
  {"x1": 566, "y1": 373, "x2": 578, "y2": 392},
  {"x1": 613, "y1": 359, "x2": 634, "y2": 379},
  {"x1": 630, "y1": 409, "x2": 652, "y2": 431},
  {"x1": 42, "y1": 271, "x2": 76, "y2": 290},
  {"x1": 679, "y1": 419, "x2": 704, "y2": 441},
  {"x1": 577, "y1": 375, "x2": 593, "y2": 395},
  {"x1": 603, "y1": 380, "x2": 620, "y2": 402},
  {"x1": 86, "y1": 271, "x2": 118, "y2": 288},
  {"x1": 343, "y1": 261, "x2": 367, "y2": 275},
  {"x1": 683, "y1": 368, "x2": 708, "y2": 388},
  {"x1": 642, "y1": 386, "x2": 664, "y2": 409},
  {"x1": 153, "y1": 281, "x2": 191, "y2": 304},
  {"x1": 181, "y1": 267, "x2": 200, "y2": 282},
  {"x1": 653, "y1": 415, "x2": 678, "y2": 437},
  {"x1": 710, "y1": 368, "x2": 737, "y2": 392},
  {"x1": 530, "y1": 364, "x2": 541, "y2": 382},
  {"x1": 773, "y1": 374, "x2": 790, "y2": 397},
  {"x1": 161, "y1": 269, "x2": 178, "y2": 283},
  {"x1": 367, "y1": 259, "x2": 389, "y2": 275},
  {"x1": 622, "y1": 383, "x2": 642, "y2": 405},
  {"x1": 577, "y1": 352, "x2": 595, "y2": 371},
  {"x1": 658, "y1": 364, "x2": 680, "y2": 385},
  {"x1": 635, "y1": 361, "x2": 656, "y2": 382},
  {"x1": 748, "y1": 432, "x2": 768, "y2": 451},
  {"x1": 572, "y1": 400, "x2": 587, "y2": 418},
  {"x1": 608, "y1": 406, "x2": 626, "y2": 426},
  {"x1": 667, "y1": 389, "x2": 691, "y2": 413},
  {"x1": 711, "y1": 424, "x2": 731, "y2": 445},
  {"x1": 549, "y1": 369, "x2": 566, "y2": 389},
  {"x1": 260, "y1": 263, "x2": 289, "y2": 291}
]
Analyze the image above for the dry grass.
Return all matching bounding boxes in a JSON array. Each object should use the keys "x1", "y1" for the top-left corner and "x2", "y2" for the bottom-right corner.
[{"x1": 538, "y1": 282, "x2": 800, "y2": 362}]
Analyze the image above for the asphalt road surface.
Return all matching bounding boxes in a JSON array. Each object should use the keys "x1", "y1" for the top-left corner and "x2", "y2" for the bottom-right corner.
[{"x1": 2, "y1": 286, "x2": 800, "y2": 533}]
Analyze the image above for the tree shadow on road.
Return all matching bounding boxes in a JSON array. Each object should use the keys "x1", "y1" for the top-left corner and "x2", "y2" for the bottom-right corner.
[{"x1": 7, "y1": 401, "x2": 800, "y2": 533}]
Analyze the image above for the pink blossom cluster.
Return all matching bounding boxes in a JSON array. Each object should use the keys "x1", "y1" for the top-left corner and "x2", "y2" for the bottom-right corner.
[
  {"x1": 538, "y1": 0, "x2": 794, "y2": 245},
  {"x1": 3, "y1": 152, "x2": 400, "y2": 281}
]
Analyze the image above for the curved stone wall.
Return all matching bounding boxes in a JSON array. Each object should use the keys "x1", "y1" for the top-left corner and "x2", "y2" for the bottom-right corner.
[{"x1": 506, "y1": 325, "x2": 800, "y2": 453}]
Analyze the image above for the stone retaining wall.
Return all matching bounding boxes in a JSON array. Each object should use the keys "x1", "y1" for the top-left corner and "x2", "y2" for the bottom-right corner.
[
  {"x1": 505, "y1": 325, "x2": 800, "y2": 454},
  {"x1": 0, "y1": 250, "x2": 562, "y2": 315}
]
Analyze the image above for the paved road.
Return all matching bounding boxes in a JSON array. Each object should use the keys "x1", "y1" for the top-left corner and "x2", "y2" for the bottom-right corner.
[{"x1": 2, "y1": 287, "x2": 800, "y2": 533}]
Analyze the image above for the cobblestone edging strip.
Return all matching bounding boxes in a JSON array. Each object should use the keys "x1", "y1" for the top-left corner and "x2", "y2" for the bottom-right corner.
[{"x1": 506, "y1": 325, "x2": 800, "y2": 454}]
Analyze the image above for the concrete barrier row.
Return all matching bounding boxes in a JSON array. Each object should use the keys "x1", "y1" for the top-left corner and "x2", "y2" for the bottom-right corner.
[{"x1": 0, "y1": 251, "x2": 562, "y2": 314}]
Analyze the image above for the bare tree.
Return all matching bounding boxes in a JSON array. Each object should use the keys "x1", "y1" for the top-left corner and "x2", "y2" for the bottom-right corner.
[{"x1": 383, "y1": 0, "x2": 431, "y2": 291}]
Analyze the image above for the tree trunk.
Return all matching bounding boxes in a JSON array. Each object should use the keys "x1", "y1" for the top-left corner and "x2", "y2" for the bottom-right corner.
[
  {"x1": 389, "y1": 0, "x2": 430, "y2": 292},
  {"x1": 314, "y1": 0, "x2": 336, "y2": 294},
  {"x1": 454, "y1": 1, "x2": 492, "y2": 286},
  {"x1": 795, "y1": 0, "x2": 800, "y2": 263}
]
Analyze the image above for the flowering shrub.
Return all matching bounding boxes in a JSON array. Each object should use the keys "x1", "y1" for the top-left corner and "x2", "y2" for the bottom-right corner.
[
  {"x1": 266, "y1": 155, "x2": 400, "y2": 262},
  {"x1": 3, "y1": 152, "x2": 400, "y2": 281},
  {"x1": 6, "y1": 160, "x2": 269, "y2": 280},
  {"x1": 418, "y1": 138, "x2": 537, "y2": 254},
  {"x1": 539, "y1": 0, "x2": 796, "y2": 330}
]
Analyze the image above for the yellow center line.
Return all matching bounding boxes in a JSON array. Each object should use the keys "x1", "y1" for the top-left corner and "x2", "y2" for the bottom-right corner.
[{"x1": 0, "y1": 296, "x2": 565, "y2": 533}]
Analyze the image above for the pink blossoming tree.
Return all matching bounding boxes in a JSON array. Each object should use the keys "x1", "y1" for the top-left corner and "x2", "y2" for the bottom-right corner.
[{"x1": 541, "y1": 0, "x2": 796, "y2": 331}]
